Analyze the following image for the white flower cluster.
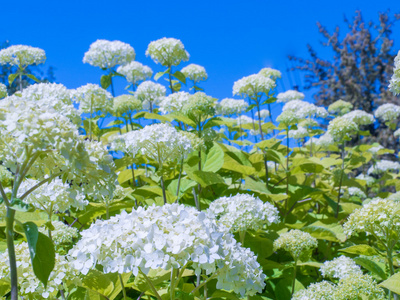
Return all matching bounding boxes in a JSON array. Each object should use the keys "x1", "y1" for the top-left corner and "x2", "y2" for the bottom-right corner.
[
  {"x1": 388, "y1": 191, "x2": 400, "y2": 201},
  {"x1": 356, "y1": 173, "x2": 375, "y2": 187},
  {"x1": 236, "y1": 115, "x2": 254, "y2": 125},
  {"x1": 113, "y1": 95, "x2": 142, "y2": 115},
  {"x1": 0, "y1": 83, "x2": 7, "y2": 99},
  {"x1": 389, "y1": 50, "x2": 400, "y2": 95},
  {"x1": 135, "y1": 81, "x2": 166, "y2": 110},
  {"x1": 83, "y1": 39, "x2": 135, "y2": 69},
  {"x1": 181, "y1": 64, "x2": 208, "y2": 82},
  {"x1": 289, "y1": 126, "x2": 309, "y2": 139},
  {"x1": 367, "y1": 144, "x2": 384, "y2": 155},
  {"x1": 117, "y1": 61, "x2": 153, "y2": 84},
  {"x1": 313, "y1": 133, "x2": 335, "y2": 148},
  {"x1": 374, "y1": 103, "x2": 400, "y2": 122},
  {"x1": 17, "y1": 178, "x2": 87, "y2": 213},
  {"x1": 273, "y1": 230, "x2": 318, "y2": 261},
  {"x1": 0, "y1": 45, "x2": 46, "y2": 67},
  {"x1": 292, "y1": 281, "x2": 336, "y2": 300},
  {"x1": 69, "y1": 203, "x2": 266, "y2": 296},
  {"x1": 343, "y1": 198, "x2": 400, "y2": 238},
  {"x1": 146, "y1": 37, "x2": 190, "y2": 66},
  {"x1": 215, "y1": 98, "x2": 248, "y2": 116},
  {"x1": 39, "y1": 221, "x2": 79, "y2": 247},
  {"x1": 282, "y1": 100, "x2": 327, "y2": 119},
  {"x1": 73, "y1": 83, "x2": 113, "y2": 114},
  {"x1": 347, "y1": 187, "x2": 366, "y2": 199},
  {"x1": 327, "y1": 116, "x2": 358, "y2": 141},
  {"x1": 328, "y1": 99, "x2": 353, "y2": 116},
  {"x1": 181, "y1": 92, "x2": 216, "y2": 117},
  {"x1": 367, "y1": 159, "x2": 400, "y2": 175},
  {"x1": 276, "y1": 110, "x2": 300, "y2": 126},
  {"x1": 320, "y1": 256, "x2": 362, "y2": 279},
  {"x1": 258, "y1": 67, "x2": 281, "y2": 80},
  {"x1": 233, "y1": 74, "x2": 276, "y2": 98},
  {"x1": 259, "y1": 109, "x2": 270, "y2": 119},
  {"x1": 207, "y1": 194, "x2": 280, "y2": 233},
  {"x1": 0, "y1": 242, "x2": 80, "y2": 298},
  {"x1": 276, "y1": 90, "x2": 305, "y2": 103},
  {"x1": 159, "y1": 91, "x2": 190, "y2": 114},
  {"x1": 113, "y1": 123, "x2": 195, "y2": 164},
  {"x1": 19, "y1": 83, "x2": 80, "y2": 125},
  {"x1": 343, "y1": 110, "x2": 375, "y2": 126}
]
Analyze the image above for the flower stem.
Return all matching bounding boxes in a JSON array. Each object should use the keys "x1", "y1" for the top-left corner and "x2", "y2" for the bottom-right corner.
[
  {"x1": 336, "y1": 141, "x2": 345, "y2": 218},
  {"x1": 176, "y1": 158, "x2": 184, "y2": 201},
  {"x1": 140, "y1": 270, "x2": 163, "y2": 300},
  {"x1": 6, "y1": 206, "x2": 18, "y2": 300},
  {"x1": 119, "y1": 274, "x2": 127, "y2": 300},
  {"x1": 291, "y1": 261, "x2": 298, "y2": 296},
  {"x1": 160, "y1": 175, "x2": 167, "y2": 204}
]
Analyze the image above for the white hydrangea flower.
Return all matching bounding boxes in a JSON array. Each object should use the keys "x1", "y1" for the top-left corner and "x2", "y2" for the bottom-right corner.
[
  {"x1": 374, "y1": 103, "x2": 400, "y2": 122},
  {"x1": 117, "y1": 61, "x2": 153, "y2": 84},
  {"x1": 367, "y1": 159, "x2": 400, "y2": 175},
  {"x1": 292, "y1": 281, "x2": 336, "y2": 300},
  {"x1": 73, "y1": 83, "x2": 113, "y2": 114},
  {"x1": 343, "y1": 110, "x2": 375, "y2": 126},
  {"x1": 236, "y1": 115, "x2": 254, "y2": 126},
  {"x1": 207, "y1": 194, "x2": 280, "y2": 233},
  {"x1": 289, "y1": 126, "x2": 309, "y2": 139},
  {"x1": 367, "y1": 144, "x2": 384, "y2": 154},
  {"x1": 39, "y1": 221, "x2": 79, "y2": 247},
  {"x1": 343, "y1": 198, "x2": 400, "y2": 238},
  {"x1": 314, "y1": 133, "x2": 335, "y2": 148},
  {"x1": 146, "y1": 37, "x2": 190, "y2": 66},
  {"x1": 15, "y1": 178, "x2": 88, "y2": 213},
  {"x1": 112, "y1": 123, "x2": 195, "y2": 164},
  {"x1": 328, "y1": 99, "x2": 353, "y2": 116},
  {"x1": 181, "y1": 64, "x2": 208, "y2": 82},
  {"x1": 0, "y1": 83, "x2": 7, "y2": 99},
  {"x1": 276, "y1": 90, "x2": 305, "y2": 103},
  {"x1": 388, "y1": 191, "x2": 400, "y2": 201},
  {"x1": 83, "y1": 39, "x2": 135, "y2": 69},
  {"x1": 276, "y1": 110, "x2": 300, "y2": 126},
  {"x1": 347, "y1": 187, "x2": 366, "y2": 199},
  {"x1": 389, "y1": 50, "x2": 400, "y2": 95},
  {"x1": 334, "y1": 274, "x2": 385, "y2": 300},
  {"x1": 0, "y1": 45, "x2": 46, "y2": 68},
  {"x1": 135, "y1": 81, "x2": 166, "y2": 111},
  {"x1": 159, "y1": 91, "x2": 190, "y2": 114},
  {"x1": 69, "y1": 203, "x2": 266, "y2": 296},
  {"x1": 113, "y1": 95, "x2": 142, "y2": 115},
  {"x1": 258, "y1": 67, "x2": 281, "y2": 80},
  {"x1": 320, "y1": 256, "x2": 362, "y2": 280},
  {"x1": 0, "y1": 242, "x2": 81, "y2": 299},
  {"x1": 327, "y1": 116, "x2": 358, "y2": 141},
  {"x1": 282, "y1": 100, "x2": 327, "y2": 119},
  {"x1": 356, "y1": 173, "x2": 375, "y2": 187},
  {"x1": 18, "y1": 83, "x2": 80, "y2": 125},
  {"x1": 215, "y1": 98, "x2": 248, "y2": 116},
  {"x1": 233, "y1": 74, "x2": 276, "y2": 98},
  {"x1": 259, "y1": 109, "x2": 270, "y2": 119},
  {"x1": 181, "y1": 92, "x2": 216, "y2": 117},
  {"x1": 273, "y1": 230, "x2": 318, "y2": 261}
]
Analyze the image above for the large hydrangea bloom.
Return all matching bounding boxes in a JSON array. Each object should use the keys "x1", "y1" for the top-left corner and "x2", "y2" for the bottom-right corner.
[
  {"x1": 146, "y1": 37, "x2": 190, "y2": 66},
  {"x1": 0, "y1": 45, "x2": 46, "y2": 68}
]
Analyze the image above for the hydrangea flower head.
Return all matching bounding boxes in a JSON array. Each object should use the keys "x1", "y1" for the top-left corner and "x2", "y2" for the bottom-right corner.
[
  {"x1": 374, "y1": 103, "x2": 400, "y2": 123},
  {"x1": 334, "y1": 274, "x2": 385, "y2": 300},
  {"x1": 233, "y1": 74, "x2": 276, "y2": 98},
  {"x1": 0, "y1": 45, "x2": 46, "y2": 68},
  {"x1": 135, "y1": 81, "x2": 166, "y2": 110},
  {"x1": 146, "y1": 37, "x2": 190, "y2": 66},
  {"x1": 258, "y1": 67, "x2": 281, "y2": 80},
  {"x1": 215, "y1": 98, "x2": 248, "y2": 116},
  {"x1": 320, "y1": 256, "x2": 362, "y2": 280},
  {"x1": 347, "y1": 187, "x2": 366, "y2": 199},
  {"x1": 181, "y1": 64, "x2": 208, "y2": 82},
  {"x1": 292, "y1": 281, "x2": 336, "y2": 300},
  {"x1": 342, "y1": 110, "x2": 375, "y2": 126},
  {"x1": 273, "y1": 229, "x2": 318, "y2": 261},
  {"x1": 207, "y1": 194, "x2": 280, "y2": 233},
  {"x1": 159, "y1": 91, "x2": 190, "y2": 114},
  {"x1": 117, "y1": 61, "x2": 152, "y2": 84},
  {"x1": 389, "y1": 50, "x2": 400, "y2": 95},
  {"x1": 367, "y1": 159, "x2": 400, "y2": 175},
  {"x1": 182, "y1": 92, "x2": 216, "y2": 117},
  {"x1": 113, "y1": 95, "x2": 142, "y2": 115},
  {"x1": 236, "y1": 115, "x2": 254, "y2": 125},
  {"x1": 83, "y1": 39, "x2": 135, "y2": 69},
  {"x1": 0, "y1": 83, "x2": 7, "y2": 99},
  {"x1": 39, "y1": 221, "x2": 79, "y2": 250},
  {"x1": 276, "y1": 90, "x2": 305, "y2": 103},
  {"x1": 69, "y1": 203, "x2": 266, "y2": 296},
  {"x1": 73, "y1": 83, "x2": 113, "y2": 114},
  {"x1": 327, "y1": 116, "x2": 358, "y2": 141},
  {"x1": 328, "y1": 99, "x2": 353, "y2": 116}
]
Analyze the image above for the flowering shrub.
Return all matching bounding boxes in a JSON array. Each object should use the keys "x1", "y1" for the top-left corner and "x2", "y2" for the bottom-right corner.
[{"x1": 1, "y1": 40, "x2": 400, "y2": 300}]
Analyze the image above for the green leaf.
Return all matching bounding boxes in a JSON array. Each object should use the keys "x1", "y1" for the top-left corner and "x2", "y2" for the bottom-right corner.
[
  {"x1": 8, "y1": 73, "x2": 18, "y2": 85},
  {"x1": 186, "y1": 170, "x2": 225, "y2": 187},
  {"x1": 354, "y1": 257, "x2": 387, "y2": 280},
  {"x1": 173, "y1": 70, "x2": 187, "y2": 84},
  {"x1": 173, "y1": 82, "x2": 182, "y2": 92},
  {"x1": 302, "y1": 221, "x2": 346, "y2": 242},
  {"x1": 168, "y1": 178, "x2": 197, "y2": 197},
  {"x1": 379, "y1": 272, "x2": 400, "y2": 294},
  {"x1": 339, "y1": 245, "x2": 379, "y2": 256},
  {"x1": 26, "y1": 74, "x2": 40, "y2": 82},
  {"x1": 10, "y1": 198, "x2": 35, "y2": 212},
  {"x1": 154, "y1": 69, "x2": 169, "y2": 81},
  {"x1": 100, "y1": 74, "x2": 112, "y2": 89},
  {"x1": 23, "y1": 222, "x2": 55, "y2": 288},
  {"x1": 202, "y1": 143, "x2": 224, "y2": 172},
  {"x1": 81, "y1": 269, "x2": 114, "y2": 297}
]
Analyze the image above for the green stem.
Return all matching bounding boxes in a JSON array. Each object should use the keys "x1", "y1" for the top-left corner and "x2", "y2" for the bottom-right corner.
[
  {"x1": 170, "y1": 268, "x2": 177, "y2": 300},
  {"x1": 140, "y1": 270, "x2": 163, "y2": 300},
  {"x1": 191, "y1": 272, "x2": 219, "y2": 295},
  {"x1": 192, "y1": 187, "x2": 200, "y2": 211},
  {"x1": 168, "y1": 67, "x2": 174, "y2": 94},
  {"x1": 176, "y1": 158, "x2": 184, "y2": 201},
  {"x1": 160, "y1": 175, "x2": 167, "y2": 204},
  {"x1": 19, "y1": 72, "x2": 22, "y2": 92},
  {"x1": 20, "y1": 171, "x2": 65, "y2": 201},
  {"x1": 89, "y1": 95, "x2": 93, "y2": 140},
  {"x1": 239, "y1": 231, "x2": 246, "y2": 245},
  {"x1": 291, "y1": 261, "x2": 298, "y2": 296},
  {"x1": 6, "y1": 206, "x2": 18, "y2": 300},
  {"x1": 285, "y1": 128, "x2": 290, "y2": 216},
  {"x1": 119, "y1": 274, "x2": 127, "y2": 300},
  {"x1": 336, "y1": 141, "x2": 345, "y2": 218}
]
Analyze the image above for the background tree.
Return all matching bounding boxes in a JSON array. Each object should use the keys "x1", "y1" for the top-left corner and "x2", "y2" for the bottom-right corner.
[
  {"x1": 0, "y1": 40, "x2": 56, "y2": 94},
  {"x1": 289, "y1": 11, "x2": 400, "y2": 148}
]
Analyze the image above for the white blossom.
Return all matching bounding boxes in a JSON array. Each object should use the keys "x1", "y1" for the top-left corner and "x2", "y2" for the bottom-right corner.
[
  {"x1": 117, "y1": 61, "x2": 152, "y2": 84},
  {"x1": 73, "y1": 83, "x2": 113, "y2": 114},
  {"x1": 374, "y1": 103, "x2": 400, "y2": 123},
  {"x1": 159, "y1": 91, "x2": 190, "y2": 114},
  {"x1": 0, "y1": 45, "x2": 46, "y2": 68},
  {"x1": 146, "y1": 38, "x2": 189, "y2": 66},
  {"x1": 276, "y1": 90, "x2": 305, "y2": 103},
  {"x1": 343, "y1": 110, "x2": 375, "y2": 126},
  {"x1": 216, "y1": 98, "x2": 248, "y2": 116},
  {"x1": 233, "y1": 74, "x2": 276, "y2": 98},
  {"x1": 320, "y1": 256, "x2": 362, "y2": 280},
  {"x1": 389, "y1": 50, "x2": 400, "y2": 95},
  {"x1": 367, "y1": 159, "x2": 400, "y2": 174},
  {"x1": 135, "y1": 81, "x2": 166, "y2": 110},
  {"x1": 0, "y1": 83, "x2": 7, "y2": 99},
  {"x1": 258, "y1": 67, "x2": 281, "y2": 80},
  {"x1": 181, "y1": 64, "x2": 208, "y2": 82}
]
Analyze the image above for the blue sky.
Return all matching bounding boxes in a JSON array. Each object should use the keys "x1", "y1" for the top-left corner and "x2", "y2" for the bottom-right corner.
[{"x1": 1, "y1": 0, "x2": 399, "y2": 117}]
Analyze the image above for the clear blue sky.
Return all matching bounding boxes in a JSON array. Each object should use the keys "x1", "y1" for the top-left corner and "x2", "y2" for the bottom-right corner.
[{"x1": 1, "y1": 0, "x2": 399, "y2": 113}]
